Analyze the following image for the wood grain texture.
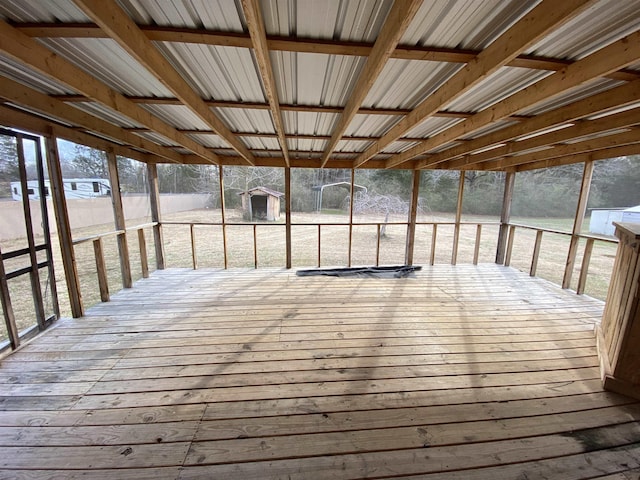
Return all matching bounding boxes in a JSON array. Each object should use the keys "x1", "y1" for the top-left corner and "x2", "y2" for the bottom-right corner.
[{"x1": 0, "y1": 265, "x2": 637, "y2": 478}]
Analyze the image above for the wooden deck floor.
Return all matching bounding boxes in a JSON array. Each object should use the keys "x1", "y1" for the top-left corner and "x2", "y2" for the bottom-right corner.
[{"x1": 1, "y1": 264, "x2": 639, "y2": 479}]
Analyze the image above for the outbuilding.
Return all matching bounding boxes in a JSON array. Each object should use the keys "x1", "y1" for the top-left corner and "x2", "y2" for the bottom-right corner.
[{"x1": 239, "y1": 186, "x2": 284, "y2": 221}]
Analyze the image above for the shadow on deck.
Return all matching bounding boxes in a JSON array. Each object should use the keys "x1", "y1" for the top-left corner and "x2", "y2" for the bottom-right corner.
[{"x1": 0, "y1": 264, "x2": 639, "y2": 479}]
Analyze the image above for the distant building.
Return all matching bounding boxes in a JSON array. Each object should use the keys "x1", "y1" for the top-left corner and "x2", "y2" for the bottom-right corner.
[
  {"x1": 11, "y1": 178, "x2": 111, "y2": 201},
  {"x1": 238, "y1": 187, "x2": 284, "y2": 221},
  {"x1": 589, "y1": 205, "x2": 640, "y2": 236}
]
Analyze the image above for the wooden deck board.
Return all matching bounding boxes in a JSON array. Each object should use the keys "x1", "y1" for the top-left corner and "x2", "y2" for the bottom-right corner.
[{"x1": 1, "y1": 264, "x2": 638, "y2": 479}]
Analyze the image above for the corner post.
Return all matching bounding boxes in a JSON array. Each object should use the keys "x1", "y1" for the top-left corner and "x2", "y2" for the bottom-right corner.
[
  {"x1": 45, "y1": 132, "x2": 83, "y2": 317},
  {"x1": 496, "y1": 171, "x2": 515, "y2": 264},
  {"x1": 147, "y1": 163, "x2": 165, "y2": 270},
  {"x1": 405, "y1": 169, "x2": 421, "y2": 266},
  {"x1": 562, "y1": 160, "x2": 594, "y2": 289},
  {"x1": 106, "y1": 149, "x2": 132, "y2": 288},
  {"x1": 451, "y1": 170, "x2": 465, "y2": 265}
]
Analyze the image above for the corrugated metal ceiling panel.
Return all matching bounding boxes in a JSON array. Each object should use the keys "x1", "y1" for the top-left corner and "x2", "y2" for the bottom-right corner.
[
  {"x1": 214, "y1": 107, "x2": 275, "y2": 134},
  {"x1": 71, "y1": 102, "x2": 145, "y2": 129},
  {"x1": 460, "y1": 119, "x2": 520, "y2": 141},
  {"x1": 404, "y1": 117, "x2": 464, "y2": 139},
  {"x1": 140, "y1": 104, "x2": 211, "y2": 130},
  {"x1": 364, "y1": 60, "x2": 463, "y2": 110},
  {"x1": 0, "y1": 0, "x2": 89, "y2": 22},
  {"x1": 0, "y1": 54, "x2": 76, "y2": 95},
  {"x1": 344, "y1": 114, "x2": 399, "y2": 137},
  {"x1": 283, "y1": 111, "x2": 338, "y2": 136},
  {"x1": 135, "y1": 130, "x2": 180, "y2": 147},
  {"x1": 155, "y1": 43, "x2": 266, "y2": 102},
  {"x1": 519, "y1": 78, "x2": 625, "y2": 116},
  {"x1": 402, "y1": 0, "x2": 538, "y2": 49},
  {"x1": 40, "y1": 38, "x2": 173, "y2": 97},
  {"x1": 186, "y1": 133, "x2": 226, "y2": 148},
  {"x1": 242, "y1": 136, "x2": 281, "y2": 151},
  {"x1": 335, "y1": 139, "x2": 371, "y2": 153},
  {"x1": 526, "y1": 0, "x2": 640, "y2": 60},
  {"x1": 444, "y1": 67, "x2": 551, "y2": 112},
  {"x1": 287, "y1": 137, "x2": 328, "y2": 153},
  {"x1": 382, "y1": 140, "x2": 420, "y2": 154},
  {"x1": 115, "y1": 0, "x2": 244, "y2": 30}
]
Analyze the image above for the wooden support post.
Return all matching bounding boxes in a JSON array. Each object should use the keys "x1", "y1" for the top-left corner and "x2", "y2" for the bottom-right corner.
[
  {"x1": 253, "y1": 224, "x2": 258, "y2": 269},
  {"x1": 562, "y1": 160, "x2": 594, "y2": 289},
  {"x1": 190, "y1": 224, "x2": 197, "y2": 270},
  {"x1": 473, "y1": 224, "x2": 482, "y2": 265},
  {"x1": 93, "y1": 238, "x2": 109, "y2": 302},
  {"x1": 577, "y1": 237, "x2": 595, "y2": 295},
  {"x1": 106, "y1": 149, "x2": 132, "y2": 288},
  {"x1": 505, "y1": 225, "x2": 516, "y2": 267},
  {"x1": 0, "y1": 245, "x2": 20, "y2": 349},
  {"x1": 285, "y1": 167, "x2": 292, "y2": 269},
  {"x1": 138, "y1": 229, "x2": 149, "y2": 278},
  {"x1": 45, "y1": 133, "x2": 83, "y2": 318},
  {"x1": 317, "y1": 224, "x2": 321, "y2": 268},
  {"x1": 598, "y1": 222, "x2": 640, "y2": 400},
  {"x1": 530, "y1": 230, "x2": 544, "y2": 276},
  {"x1": 451, "y1": 171, "x2": 465, "y2": 265},
  {"x1": 219, "y1": 166, "x2": 228, "y2": 269},
  {"x1": 147, "y1": 163, "x2": 165, "y2": 270},
  {"x1": 16, "y1": 135, "x2": 46, "y2": 330},
  {"x1": 376, "y1": 224, "x2": 382, "y2": 267},
  {"x1": 430, "y1": 224, "x2": 438, "y2": 266},
  {"x1": 496, "y1": 171, "x2": 515, "y2": 264},
  {"x1": 348, "y1": 169, "x2": 355, "y2": 268},
  {"x1": 405, "y1": 170, "x2": 421, "y2": 266}
]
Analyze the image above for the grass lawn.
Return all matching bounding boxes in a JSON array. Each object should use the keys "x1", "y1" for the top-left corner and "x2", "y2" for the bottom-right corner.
[{"x1": 1, "y1": 208, "x2": 617, "y2": 344}]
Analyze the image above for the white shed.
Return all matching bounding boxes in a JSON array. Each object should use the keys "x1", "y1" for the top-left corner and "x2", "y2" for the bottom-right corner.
[{"x1": 590, "y1": 205, "x2": 640, "y2": 236}]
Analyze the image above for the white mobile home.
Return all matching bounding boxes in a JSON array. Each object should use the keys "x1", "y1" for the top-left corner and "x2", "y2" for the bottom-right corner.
[{"x1": 11, "y1": 178, "x2": 111, "y2": 201}]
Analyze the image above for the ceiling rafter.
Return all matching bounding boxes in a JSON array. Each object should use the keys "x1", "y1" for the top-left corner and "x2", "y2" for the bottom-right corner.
[
  {"x1": 352, "y1": 0, "x2": 596, "y2": 169},
  {"x1": 0, "y1": 77, "x2": 184, "y2": 163},
  {"x1": 442, "y1": 108, "x2": 640, "y2": 170},
  {"x1": 71, "y1": 0, "x2": 254, "y2": 166},
  {"x1": 0, "y1": 19, "x2": 220, "y2": 165},
  {"x1": 416, "y1": 79, "x2": 640, "y2": 169},
  {"x1": 478, "y1": 128, "x2": 640, "y2": 171},
  {"x1": 241, "y1": 0, "x2": 290, "y2": 167},
  {"x1": 14, "y1": 22, "x2": 640, "y2": 83},
  {"x1": 319, "y1": 0, "x2": 423, "y2": 168},
  {"x1": 397, "y1": 29, "x2": 640, "y2": 169},
  {"x1": 0, "y1": 104, "x2": 153, "y2": 164}
]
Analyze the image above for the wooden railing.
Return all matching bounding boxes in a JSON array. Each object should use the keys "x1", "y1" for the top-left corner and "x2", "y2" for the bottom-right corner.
[
  {"x1": 162, "y1": 221, "x2": 496, "y2": 270},
  {"x1": 504, "y1": 223, "x2": 618, "y2": 295},
  {"x1": 72, "y1": 222, "x2": 156, "y2": 302}
]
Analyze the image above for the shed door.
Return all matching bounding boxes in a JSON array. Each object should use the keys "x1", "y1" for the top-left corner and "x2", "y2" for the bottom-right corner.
[{"x1": 0, "y1": 129, "x2": 60, "y2": 352}]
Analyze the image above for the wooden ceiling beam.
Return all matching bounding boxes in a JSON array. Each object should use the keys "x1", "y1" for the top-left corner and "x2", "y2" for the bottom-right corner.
[
  {"x1": 0, "y1": 77, "x2": 183, "y2": 163},
  {"x1": 477, "y1": 128, "x2": 640, "y2": 171},
  {"x1": 0, "y1": 19, "x2": 220, "y2": 165},
  {"x1": 241, "y1": 0, "x2": 290, "y2": 167},
  {"x1": 15, "y1": 22, "x2": 640, "y2": 82},
  {"x1": 402, "y1": 30, "x2": 640, "y2": 169},
  {"x1": 72, "y1": 0, "x2": 254, "y2": 166},
  {"x1": 355, "y1": 0, "x2": 595, "y2": 168},
  {"x1": 416, "y1": 80, "x2": 640, "y2": 169},
  {"x1": 319, "y1": 0, "x2": 422, "y2": 167},
  {"x1": 0, "y1": 104, "x2": 155, "y2": 163},
  {"x1": 514, "y1": 143, "x2": 640, "y2": 172},
  {"x1": 442, "y1": 108, "x2": 640, "y2": 169}
]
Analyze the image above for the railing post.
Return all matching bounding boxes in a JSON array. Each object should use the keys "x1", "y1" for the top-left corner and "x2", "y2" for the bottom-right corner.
[
  {"x1": 147, "y1": 163, "x2": 165, "y2": 270},
  {"x1": 430, "y1": 224, "x2": 437, "y2": 266},
  {"x1": 348, "y1": 169, "x2": 355, "y2": 268},
  {"x1": 106, "y1": 149, "x2": 132, "y2": 288},
  {"x1": 530, "y1": 230, "x2": 543, "y2": 276},
  {"x1": 496, "y1": 171, "x2": 515, "y2": 264},
  {"x1": 219, "y1": 166, "x2": 228, "y2": 269},
  {"x1": 405, "y1": 170, "x2": 421, "y2": 266},
  {"x1": 577, "y1": 237, "x2": 595, "y2": 295},
  {"x1": 190, "y1": 224, "x2": 198, "y2": 270},
  {"x1": 563, "y1": 160, "x2": 594, "y2": 289},
  {"x1": 473, "y1": 224, "x2": 482, "y2": 265},
  {"x1": 452, "y1": 171, "x2": 465, "y2": 265},
  {"x1": 93, "y1": 238, "x2": 110, "y2": 302},
  {"x1": 45, "y1": 132, "x2": 83, "y2": 317},
  {"x1": 505, "y1": 225, "x2": 516, "y2": 267},
  {"x1": 317, "y1": 224, "x2": 321, "y2": 268},
  {"x1": 376, "y1": 224, "x2": 382, "y2": 267},
  {"x1": 285, "y1": 167, "x2": 292, "y2": 269},
  {"x1": 253, "y1": 224, "x2": 258, "y2": 269},
  {"x1": 138, "y1": 229, "x2": 149, "y2": 278}
]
